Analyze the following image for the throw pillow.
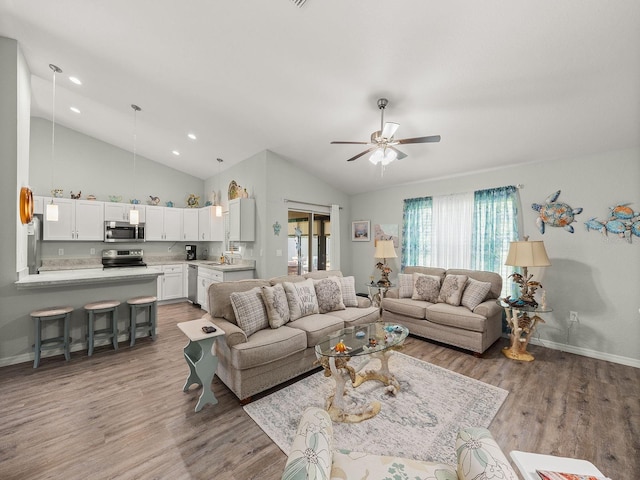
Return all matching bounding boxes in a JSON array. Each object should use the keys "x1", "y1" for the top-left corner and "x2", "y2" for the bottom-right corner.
[
  {"x1": 314, "y1": 277, "x2": 346, "y2": 314},
  {"x1": 339, "y1": 276, "x2": 358, "y2": 307},
  {"x1": 461, "y1": 277, "x2": 492, "y2": 310},
  {"x1": 411, "y1": 273, "x2": 441, "y2": 302},
  {"x1": 230, "y1": 287, "x2": 269, "y2": 337},
  {"x1": 398, "y1": 273, "x2": 414, "y2": 298},
  {"x1": 261, "y1": 283, "x2": 290, "y2": 328},
  {"x1": 283, "y1": 278, "x2": 319, "y2": 321},
  {"x1": 438, "y1": 274, "x2": 469, "y2": 306}
]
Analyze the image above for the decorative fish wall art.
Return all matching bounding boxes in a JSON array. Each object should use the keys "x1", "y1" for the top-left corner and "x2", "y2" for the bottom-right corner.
[
  {"x1": 531, "y1": 190, "x2": 583, "y2": 234},
  {"x1": 585, "y1": 204, "x2": 640, "y2": 243}
]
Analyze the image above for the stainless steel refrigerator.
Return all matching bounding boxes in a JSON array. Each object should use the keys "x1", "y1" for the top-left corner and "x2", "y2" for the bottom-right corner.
[{"x1": 27, "y1": 214, "x2": 42, "y2": 274}]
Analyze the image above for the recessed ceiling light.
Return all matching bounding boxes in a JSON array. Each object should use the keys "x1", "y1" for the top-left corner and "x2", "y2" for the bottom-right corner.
[
  {"x1": 187, "y1": 133, "x2": 197, "y2": 140},
  {"x1": 172, "y1": 150, "x2": 180, "y2": 156},
  {"x1": 69, "y1": 76, "x2": 82, "y2": 85},
  {"x1": 70, "y1": 107, "x2": 81, "y2": 114}
]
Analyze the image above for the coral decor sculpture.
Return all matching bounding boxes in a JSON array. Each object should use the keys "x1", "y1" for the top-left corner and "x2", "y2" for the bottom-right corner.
[{"x1": 531, "y1": 190, "x2": 583, "y2": 234}]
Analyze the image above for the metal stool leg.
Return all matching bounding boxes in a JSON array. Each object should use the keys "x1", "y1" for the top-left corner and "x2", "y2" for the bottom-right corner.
[
  {"x1": 63, "y1": 312, "x2": 71, "y2": 361},
  {"x1": 87, "y1": 310, "x2": 96, "y2": 356},
  {"x1": 112, "y1": 307, "x2": 119, "y2": 350},
  {"x1": 33, "y1": 317, "x2": 42, "y2": 369},
  {"x1": 150, "y1": 302, "x2": 157, "y2": 340},
  {"x1": 130, "y1": 304, "x2": 136, "y2": 347}
]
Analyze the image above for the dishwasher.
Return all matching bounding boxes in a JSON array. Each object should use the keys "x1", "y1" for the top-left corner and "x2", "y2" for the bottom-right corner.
[{"x1": 187, "y1": 264, "x2": 199, "y2": 306}]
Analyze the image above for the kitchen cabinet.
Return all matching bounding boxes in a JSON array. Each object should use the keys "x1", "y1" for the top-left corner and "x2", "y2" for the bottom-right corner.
[
  {"x1": 43, "y1": 197, "x2": 105, "y2": 241},
  {"x1": 197, "y1": 266, "x2": 254, "y2": 312},
  {"x1": 146, "y1": 206, "x2": 183, "y2": 241},
  {"x1": 104, "y1": 202, "x2": 146, "y2": 223},
  {"x1": 182, "y1": 208, "x2": 199, "y2": 241},
  {"x1": 228, "y1": 198, "x2": 255, "y2": 242},
  {"x1": 157, "y1": 264, "x2": 184, "y2": 300},
  {"x1": 198, "y1": 206, "x2": 224, "y2": 242}
]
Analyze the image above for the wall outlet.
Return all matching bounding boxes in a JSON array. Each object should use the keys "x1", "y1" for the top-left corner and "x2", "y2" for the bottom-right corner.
[
  {"x1": 90, "y1": 248, "x2": 95, "y2": 255},
  {"x1": 58, "y1": 248, "x2": 64, "y2": 256},
  {"x1": 569, "y1": 311, "x2": 579, "y2": 323}
]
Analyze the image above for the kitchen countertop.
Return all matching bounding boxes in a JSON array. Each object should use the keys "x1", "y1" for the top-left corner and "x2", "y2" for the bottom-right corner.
[{"x1": 15, "y1": 266, "x2": 164, "y2": 289}]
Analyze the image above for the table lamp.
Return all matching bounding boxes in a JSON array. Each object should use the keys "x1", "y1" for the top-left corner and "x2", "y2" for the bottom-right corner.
[
  {"x1": 504, "y1": 236, "x2": 551, "y2": 307},
  {"x1": 374, "y1": 240, "x2": 397, "y2": 287}
]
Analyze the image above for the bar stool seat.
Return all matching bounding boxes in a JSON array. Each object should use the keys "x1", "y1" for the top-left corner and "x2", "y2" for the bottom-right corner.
[
  {"x1": 30, "y1": 306, "x2": 73, "y2": 368},
  {"x1": 84, "y1": 300, "x2": 121, "y2": 356},
  {"x1": 127, "y1": 296, "x2": 157, "y2": 346}
]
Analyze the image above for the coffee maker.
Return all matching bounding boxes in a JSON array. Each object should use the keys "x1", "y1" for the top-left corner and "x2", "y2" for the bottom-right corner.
[{"x1": 185, "y1": 244, "x2": 197, "y2": 261}]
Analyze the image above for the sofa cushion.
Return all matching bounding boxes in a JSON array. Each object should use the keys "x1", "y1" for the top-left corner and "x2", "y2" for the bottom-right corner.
[
  {"x1": 461, "y1": 277, "x2": 492, "y2": 311},
  {"x1": 456, "y1": 427, "x2": 518, "y2": 480},
  {"x1": 339, "y1": 276, "x2": 358, "y2": 307},
  {"x1": 404, "y1": 266, "x2": 446, "y2": 282},
  {"x1": 314, "y1": 277, "x2": 346, "y2": 314},
  {"x1": 328, "y1": 306, "x2": 380, "y2": 326},
  {"x1": 284, "y1": 278, "x2": 320, "y2": 321},
  {"x1": 287, "y1": 313, "x2": 345, "y2": 347},
  {"x1": 426, "y1": 303, "x2": 487, "y2": 333},
  {"x1": 209, "y1": 279, "x2": 270, "y2": 324},
  {"x1": 411, "y1": 273, "x2": 441, "y2": 302},
  {"x1": 261, "y1": 283, "x2": 290, "y2": 328},
  {"x1": 382, "y1": 297, "x2": 430, "y2": 319},
  {"x1": 448, "y1": 268, "x2": 502, "y2": 301},
  {"x1": 438, "y1": 274, "x2": 468, "y2": 306},
  {"x1": 230, "y1": 287, "x2": 269, "y2": 337},
  {"x1": 398, "y1": 273, "x2": 414, "y2": 298},
  {"x1": 332, "y1": 450, "x2": 457, "y2": 480},
  {"x1": 304, "y1": 270, "x2": 343, "y2": 280},
  {"x1": 229, "y1": 325, "x2": 307, "y2": 370}
]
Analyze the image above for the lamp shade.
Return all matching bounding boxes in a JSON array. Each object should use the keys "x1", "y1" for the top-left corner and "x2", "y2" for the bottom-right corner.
[
  {"x1": 505, "y1": 240, "x2": 551, "y2": 267},
  {"x1": 374, "y1": 240, "x2": 397, "y2": 259}
]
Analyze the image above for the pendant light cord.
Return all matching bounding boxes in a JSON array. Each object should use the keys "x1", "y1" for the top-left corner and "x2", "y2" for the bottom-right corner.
[{"x1": 49, "y1": 64, "x2": 62, "y2": 191}]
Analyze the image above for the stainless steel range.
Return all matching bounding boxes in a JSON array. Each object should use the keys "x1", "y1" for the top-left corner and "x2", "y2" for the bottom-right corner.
[{"x1": 102, "y1": 249, "x2": 147, "y2": 268}]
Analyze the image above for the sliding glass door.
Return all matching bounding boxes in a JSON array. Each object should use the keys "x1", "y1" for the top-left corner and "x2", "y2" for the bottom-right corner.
[{"x1": 287, "y1": 210, "x2": 331, "y2": 275}]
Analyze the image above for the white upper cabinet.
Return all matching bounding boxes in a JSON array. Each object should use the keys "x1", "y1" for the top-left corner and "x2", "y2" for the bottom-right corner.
[
  {"x1": 198, "y1": 206, "x2": 224, "y2": 242},
  {"x1": 228, "y1": 198, "x2": 255, "y2": 242},
  {"x1": 104, "y1": 202, "x2": 146, "y2": 223},
  {"x1": 182, "y1": 208, "x2": 199, "y2": 241},
  {"x1": 43, "y1": 197, "x2": 104, "y2": 241},
  {"x1": 146, "y1": 205, "x2": 182, "y2": 241}
]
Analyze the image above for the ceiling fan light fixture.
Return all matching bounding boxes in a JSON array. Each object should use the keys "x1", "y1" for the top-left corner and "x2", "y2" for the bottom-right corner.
[{"x1": 369, "y1": 148, "x2": 397, "y2": 166}]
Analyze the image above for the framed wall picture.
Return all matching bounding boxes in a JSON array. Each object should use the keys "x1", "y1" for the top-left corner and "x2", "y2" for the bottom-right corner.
[{"x1": 352, "y1": 220, "x2": 370, "y2": 241}]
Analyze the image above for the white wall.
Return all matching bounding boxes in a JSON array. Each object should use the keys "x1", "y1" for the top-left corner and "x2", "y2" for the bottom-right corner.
[{"x1": 350, "y1": 148, "x2": 640, "y2": 366}]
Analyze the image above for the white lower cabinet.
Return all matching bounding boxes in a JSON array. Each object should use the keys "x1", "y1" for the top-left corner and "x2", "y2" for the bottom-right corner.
[
  {"x1": 197, "y1": 266, "x2": 254, "y2": 312},
  {"x1": 157, "y1": 264, "x2": 185, "y2": 301}
]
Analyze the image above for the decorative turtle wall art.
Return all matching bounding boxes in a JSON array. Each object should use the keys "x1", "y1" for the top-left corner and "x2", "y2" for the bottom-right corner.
[
  {"x1": 585, "y1": 203, "x2": 640, "y2": 243},
  {"x1": 531, "y1": 190, "x2": 583, "y2": 234}
]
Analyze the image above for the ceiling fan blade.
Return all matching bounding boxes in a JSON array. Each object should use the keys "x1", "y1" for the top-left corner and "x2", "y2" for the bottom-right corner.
[
  {"x1": 347, "y1": 146, "x2": 378, "y2": 162},
  {"x1": 330, "y1": 141, "x2": 370, "y2": 144},
  {"x1": 389, "y1": 146, "x2": 408, "y2": 160},
  {"x1": 396, "y1": 135, "x2": 441, "y2": 144},
  {"x1": 381, "y1": 122, "x2": 400, "y2": 139}
]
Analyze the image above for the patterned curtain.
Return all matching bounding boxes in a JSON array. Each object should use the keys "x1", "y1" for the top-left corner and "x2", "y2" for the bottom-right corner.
[
  {"x1": 401, "y1": 196, "x2": 432, "y2": 270},
  {"x1": 471, "y1": 185, "x2": 519, "y2": 297}
]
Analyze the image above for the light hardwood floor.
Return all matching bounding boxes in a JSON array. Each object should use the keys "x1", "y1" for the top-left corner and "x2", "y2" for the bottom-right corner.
[{"x1": 0, "y1": 301, "x2": 637, "y2": 480}]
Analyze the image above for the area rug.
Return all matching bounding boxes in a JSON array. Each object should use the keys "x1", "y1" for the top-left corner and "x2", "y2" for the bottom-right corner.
[{"x1": 243, "y1": 352, "x2": 508, "y2": 466}]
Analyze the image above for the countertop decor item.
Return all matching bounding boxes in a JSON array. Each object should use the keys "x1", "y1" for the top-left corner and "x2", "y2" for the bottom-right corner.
[
  {"x1": 165, "y1": 201, "x2": 174, "y2": 207},
  {"x1": 70, "y1": 191, "x2": 81, "y2": 199},
  {"x1": 149, "y1": 195, "x2": 160, "y2": 205},
  {"x1": 130, "y1": 199, "x2": 140, "y2": 204},
  {"x1": 532, "y1": 190, "x2": 583, "y2": 234},
  {"x1": 86, "y1": 194, "x2": 96, "y2": 200},
  {"x1": 228, "y1": 180, "x2": 240, "y2": 200},
  {"x1": 19, "y1": 186, "x2": 34, "y2": 225},
  {"x1": 51, "y1": 189, "x2": 64, "y2": 198},
  {"x1": 503, "y1": 236, "x2": 551, "y2": 307},
  {"x1": 109, "y1": 195, "x2": 122, "y2": 203},
  {"x1": 186, "y1": 193, "x2": 200, "y2": 208}
]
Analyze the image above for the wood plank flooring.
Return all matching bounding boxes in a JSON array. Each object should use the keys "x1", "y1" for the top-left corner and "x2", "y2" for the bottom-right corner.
[{"x1": 0, "y1": 301, "x2": 637, "y2": 480}]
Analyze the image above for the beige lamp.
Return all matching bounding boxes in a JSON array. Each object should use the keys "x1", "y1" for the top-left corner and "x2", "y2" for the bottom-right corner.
[
  {"x1": 374, "y1": 240, "x2": 397, "y2": 287},
  {"x1": 504, "y1": 236, "x2": 551, "y2": 306}
]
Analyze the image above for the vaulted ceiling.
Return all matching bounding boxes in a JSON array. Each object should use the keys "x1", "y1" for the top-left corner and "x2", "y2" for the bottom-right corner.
[{"x1": 1, "y1": 0, "x2": 639, "y2": 194}]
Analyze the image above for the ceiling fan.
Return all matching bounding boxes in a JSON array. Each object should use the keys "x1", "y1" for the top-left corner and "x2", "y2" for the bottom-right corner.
[{"x1": 331, "y1": 98, "x2": 441, "y2": 165}]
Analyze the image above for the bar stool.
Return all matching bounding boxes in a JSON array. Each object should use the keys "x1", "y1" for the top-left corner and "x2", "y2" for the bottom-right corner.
[
  {"x1": 127, "y1": 296, "x2": 157, "y2": 346},
  {"x1": 84, "y1": 300, "x2": 121, "y2": 356},
  {"x1": 30, "y1": 306, "x2": 73, "y2": 368}
]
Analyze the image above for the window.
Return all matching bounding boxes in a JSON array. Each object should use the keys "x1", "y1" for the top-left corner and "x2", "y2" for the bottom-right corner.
[{"x1": 402, "y1": 186, "x2": 519, "y2": 296}]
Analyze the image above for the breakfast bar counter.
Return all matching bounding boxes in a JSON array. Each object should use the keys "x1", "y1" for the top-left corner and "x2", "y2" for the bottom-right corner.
[{"x1": 15, "y1": 267, "x2": 163, "y2": 289}]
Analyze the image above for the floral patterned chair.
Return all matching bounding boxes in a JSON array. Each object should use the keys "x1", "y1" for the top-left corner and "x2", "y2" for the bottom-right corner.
[{"x1": 281, "y1": 407, "x2": 518, "y2": 480}]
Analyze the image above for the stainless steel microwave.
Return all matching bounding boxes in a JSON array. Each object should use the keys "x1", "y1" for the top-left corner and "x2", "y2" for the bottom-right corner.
[{"x1": 104, "y1": 221, "x2": 145, "y2": 243}]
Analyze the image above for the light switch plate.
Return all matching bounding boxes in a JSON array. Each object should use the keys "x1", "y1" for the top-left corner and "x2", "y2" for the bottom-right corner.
[{"x1": 276, "y1": 249, "x2": 282, "y2": 257}]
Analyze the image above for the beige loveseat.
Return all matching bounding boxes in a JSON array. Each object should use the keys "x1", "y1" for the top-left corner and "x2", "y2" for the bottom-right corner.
[
  {"x1": 203, "y1": 270, "x2": 379, "y2": 402},
  {"x1": 382, "y1": 267, "x2": 503, "y2": 355},
  {"x1": 281, "y1": 407, "x2": 518, "y2": 480}
]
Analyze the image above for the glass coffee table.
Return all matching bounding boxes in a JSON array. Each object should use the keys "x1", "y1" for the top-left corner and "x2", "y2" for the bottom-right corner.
[{"x1": 315, "y1": 321, "x2": 409, "y2": 423}]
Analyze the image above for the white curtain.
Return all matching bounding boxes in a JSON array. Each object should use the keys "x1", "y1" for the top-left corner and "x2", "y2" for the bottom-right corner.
[
  {"x1": 431, "y1": 192, "x2": 474, "y2": 269},
  {"x1": 330, "y1": 204, "x2": 340, "y2": 270}
]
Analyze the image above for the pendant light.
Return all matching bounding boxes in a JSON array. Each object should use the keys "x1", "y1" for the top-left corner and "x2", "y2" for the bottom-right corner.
[
  {"x1": 46, "y1": 64, "x2": 62, "y2": 222},
  {"x1": 129, "y1": 104, "x2": 141, "y2": 225},
  {"x1": 215, "y1": 158, "x2": 223, "y2": 217}
]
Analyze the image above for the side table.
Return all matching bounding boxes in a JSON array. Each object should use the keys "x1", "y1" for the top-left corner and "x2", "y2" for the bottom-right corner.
[
  {"x1": 366, "y1": 283, "x2": 394, "y2": 314},
  {"x1": 510, "y1": 451, "x2": 606, "y2": 480},
  {"x1": 177, "y1": 318, "x2": 225, "y2": 412},
  {"x1": 498, "y1": 300, "x2": 552, "y2": 362}
]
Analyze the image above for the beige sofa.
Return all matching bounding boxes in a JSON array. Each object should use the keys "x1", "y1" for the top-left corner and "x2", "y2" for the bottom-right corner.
[
  {"x1": 203, "y1": 270, "x2": 379, "y2": 402},
  {"x1": 382, "y1": 267, "x2": 503, "y2": 355},
  {"x1": 281, "y1": 407, "x2": 518, "y2": 480}
]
